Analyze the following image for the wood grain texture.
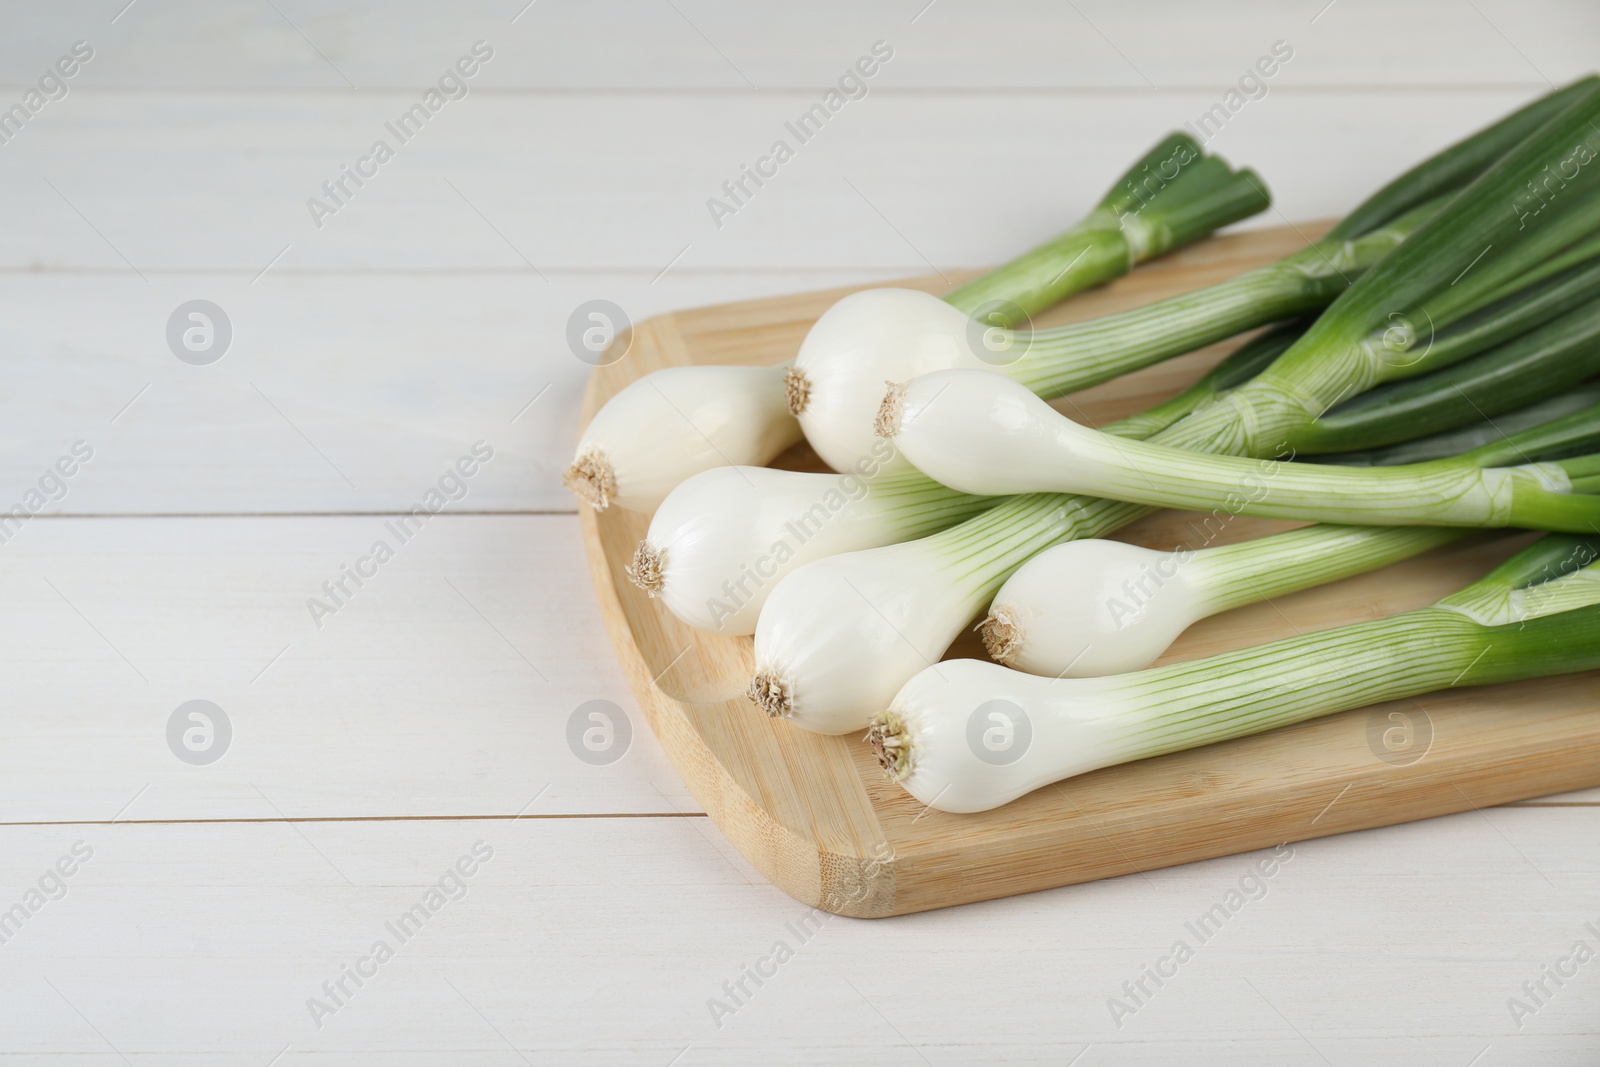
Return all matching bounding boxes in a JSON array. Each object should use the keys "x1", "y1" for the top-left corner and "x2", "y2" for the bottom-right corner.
[
  {"x1": 6, "y1": 810, "x2": 1597, "y2": 1065},
  {"x1": 578, "y1": 224, "x2": 1600, "y2": 918},
  {"x1": 0, "y1": 514, "x2": 700, "y2": 823},
  {"x1": 0, "y1": 88, "x2": 1553, "y2": 273},
  {"x1": 1, "y1": 3, "x2": 1596, "y2": 1060}
]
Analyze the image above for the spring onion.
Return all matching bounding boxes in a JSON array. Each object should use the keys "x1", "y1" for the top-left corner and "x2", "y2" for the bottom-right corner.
[
  {"x1": 884, "y1": 369, "x2": 1600, "y2": 531},
  {"x1": 981, "y1": 525, "x2": 1470, "y2": 677},
  {"x1": 565, "y1": 133, "x2": 1267, "y2": 512},
  {"x1": 565, "y1": 365, "x2": 802, "y2": 512},
  {"x1": 870, "y1": 535, "x2": 1600, "y2": 813},
  {"x1": 628, "y1": 461, "x2": 997, "y2": 635}
]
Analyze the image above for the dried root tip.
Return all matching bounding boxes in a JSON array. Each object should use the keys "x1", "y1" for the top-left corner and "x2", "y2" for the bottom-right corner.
[
  {"x1": 866, "y1": 712, "x2": 911, "y2": 779},
  {"x1": 874, "y1": 381, "x2": 907, "y2": 439},
  {"x1": 748, "y1": 670, "x2": 794, "y2": 719},
  {"x1": 784, "y1": 367, "x2": 812, "y2": 416},
  {"x1": 563, "y1": 448, "x2": 617, "y2": 511},
  {"x1": 625, "y1": 541, "x2": 665, "y2": 596},
  {"x1": 977, "y1": 606, "x2": 1023, "y2": 666}
]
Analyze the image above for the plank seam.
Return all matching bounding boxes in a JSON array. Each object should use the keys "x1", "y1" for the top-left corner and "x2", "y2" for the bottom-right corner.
[{"x1": 0, "y1": 813, "x2": 712, "y2": 827}]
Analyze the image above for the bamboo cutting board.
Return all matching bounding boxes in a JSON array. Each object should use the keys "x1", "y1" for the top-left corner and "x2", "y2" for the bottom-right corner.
[{"x1": 575, "y1": 223, "x2": 1600, "y2": 918}]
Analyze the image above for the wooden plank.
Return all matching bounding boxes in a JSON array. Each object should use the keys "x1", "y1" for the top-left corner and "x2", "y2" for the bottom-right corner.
[
  {"x1": 577, "y1": 224, "x2": 1600, "y2": 917},
  {"x1": 0, "y1": 0, "x2": 1586, "y2": 90},
  {"x1": 0, "y1": 88, "x2": 1553, "y2": 272},
  {"x1": 0, "y1": 514, "x2": 701, "y2": 822},
  {"x1": 1, "y1": 811, "x2": 1596, "y2": 1062}
]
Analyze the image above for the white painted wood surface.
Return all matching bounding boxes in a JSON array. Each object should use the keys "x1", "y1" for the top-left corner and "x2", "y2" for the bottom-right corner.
[{"x1": 1, "y1": 1, "x2": 1596, "y2": 1063}]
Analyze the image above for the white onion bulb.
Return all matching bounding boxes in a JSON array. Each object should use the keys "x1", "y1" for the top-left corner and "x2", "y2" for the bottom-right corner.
[
  {"x1": 787, "y1": 289, "x2": 994, "y2": 474},
  {"x1": 982, "y1": 539, "x2": 1208, "y2": 678},
  {"x1": 565, "y1": 365, "x2": 801, "y2": 513},
  {"x1": 629, "y1": 458, "x2": 991, "y2": 635}
]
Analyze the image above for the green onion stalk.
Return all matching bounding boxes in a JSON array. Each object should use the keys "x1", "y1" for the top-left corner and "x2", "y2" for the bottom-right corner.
[
  {"x1": 1333, "y1": 384, "x2": 1600, "y2": 467},
  {"x1": 890, "y1": 376, "x2": 1600, "y2": 531},
  {"x1": 942, "y1": 132, "x2": 1271, "y2": 323}
]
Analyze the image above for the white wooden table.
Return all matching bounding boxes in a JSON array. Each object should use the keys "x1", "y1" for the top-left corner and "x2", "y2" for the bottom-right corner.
[{"x1": 1, "y1": 2, "x2": 1596, "y2": 1063}]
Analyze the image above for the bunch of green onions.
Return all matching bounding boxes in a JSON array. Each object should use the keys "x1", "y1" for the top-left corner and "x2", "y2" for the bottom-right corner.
[
  {"x1": 567, "y1": 73, "x2": 1600, "y2": 819},
  {"x1": 752, "y1": 78, "x2": 1600, "y2": 734}
]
